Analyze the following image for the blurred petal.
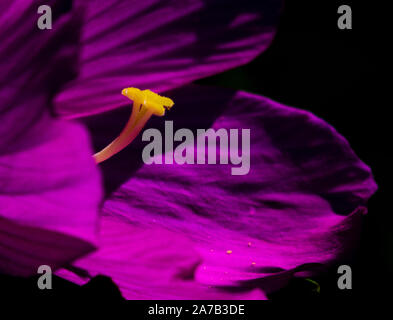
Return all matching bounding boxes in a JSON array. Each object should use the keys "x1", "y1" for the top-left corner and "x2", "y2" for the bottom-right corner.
[
  {"x1": 54, "y1": 0, "x2": 281, "y2": 118},
  {"x1": 84, "y1": 85, "x2": 376, "y2": 293},
  {"x1": 0, "y1": 1, "x2": 102, "y2": 276},
  {"x1": 57, "y1": 215, "x2": 267, "y2": 299},
  {"x1": 0, "y1": 114, "x2": 102, "y2": 277}
]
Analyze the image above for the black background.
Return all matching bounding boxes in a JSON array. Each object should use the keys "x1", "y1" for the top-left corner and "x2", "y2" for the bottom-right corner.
[{"x1": 1, "y1": 0, "x2": 388, "y2": 302}]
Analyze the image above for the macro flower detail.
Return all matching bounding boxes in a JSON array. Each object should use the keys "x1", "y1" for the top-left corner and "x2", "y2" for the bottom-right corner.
[
  {"x1": 94, "y1": 88, "x2": 174, "y2": 163},
  {"x1": 0, "y1": 0, "x2": 377, "y2": 300},
  {"x1": 61, "y1": 85, "x2": 375, "y2": 299}
]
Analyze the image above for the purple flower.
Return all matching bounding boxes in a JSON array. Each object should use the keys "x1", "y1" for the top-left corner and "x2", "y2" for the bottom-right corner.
[{"x1": 0, "y1": 1, "x2": 376, "y2": 299}]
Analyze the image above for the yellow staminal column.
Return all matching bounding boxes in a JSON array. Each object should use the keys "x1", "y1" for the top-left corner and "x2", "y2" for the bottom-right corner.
[{"x1": 93, "y1": 87, "x2": 174, "y2": 163}]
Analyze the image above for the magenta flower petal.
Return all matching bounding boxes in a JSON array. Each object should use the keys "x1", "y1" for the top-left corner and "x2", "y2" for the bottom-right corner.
[
  {"x1": 57, "y1": 215, "x2": 267, "y2": 299},
  {"x1": 80, "y1": 85, "x2": 376, "y2": 294},
  {"x1": 0, "y1": 2, "x2": 102, "y2": 276},
  {"x1": 0, "y1": 115, "x2": 102, "y2": 277},
  {"x1": 54, "y1": 0, "x2": 280, "y2": 118}
]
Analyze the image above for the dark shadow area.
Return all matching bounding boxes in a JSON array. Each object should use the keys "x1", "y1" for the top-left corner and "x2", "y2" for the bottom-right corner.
[
  {"x1": 198, "y1": 0, "x2": 389, "y2": 299},
  {"x1": 0, "y1": 273, "x2": 124, "y2": 300}
]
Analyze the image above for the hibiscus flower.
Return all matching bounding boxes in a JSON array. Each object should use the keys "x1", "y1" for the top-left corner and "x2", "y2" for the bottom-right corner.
[{"x1": 0, "y1": 0, "x2": 376, "y2": 299}]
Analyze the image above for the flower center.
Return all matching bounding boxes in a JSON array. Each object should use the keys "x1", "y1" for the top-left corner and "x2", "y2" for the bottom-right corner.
[{"x1": 93, "y1": 87, "x2": 174, "y2": 163}]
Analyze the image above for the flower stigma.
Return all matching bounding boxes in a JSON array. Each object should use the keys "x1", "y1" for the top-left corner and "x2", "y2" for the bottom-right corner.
[{"x1": 93, "y1": 87, "x2": 174, "y2": 163}]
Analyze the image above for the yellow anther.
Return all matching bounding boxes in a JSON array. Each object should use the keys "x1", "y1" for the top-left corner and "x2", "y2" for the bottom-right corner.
[
  {"x1": 226, "y1": 250, "x2": 233, "y2": 255},
  {"x1": 94, "y1": 87, "x2": 174, "y2": 163},
  {"x1": 122, "y1": 88, "x2": 174, "y2": 116}
]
